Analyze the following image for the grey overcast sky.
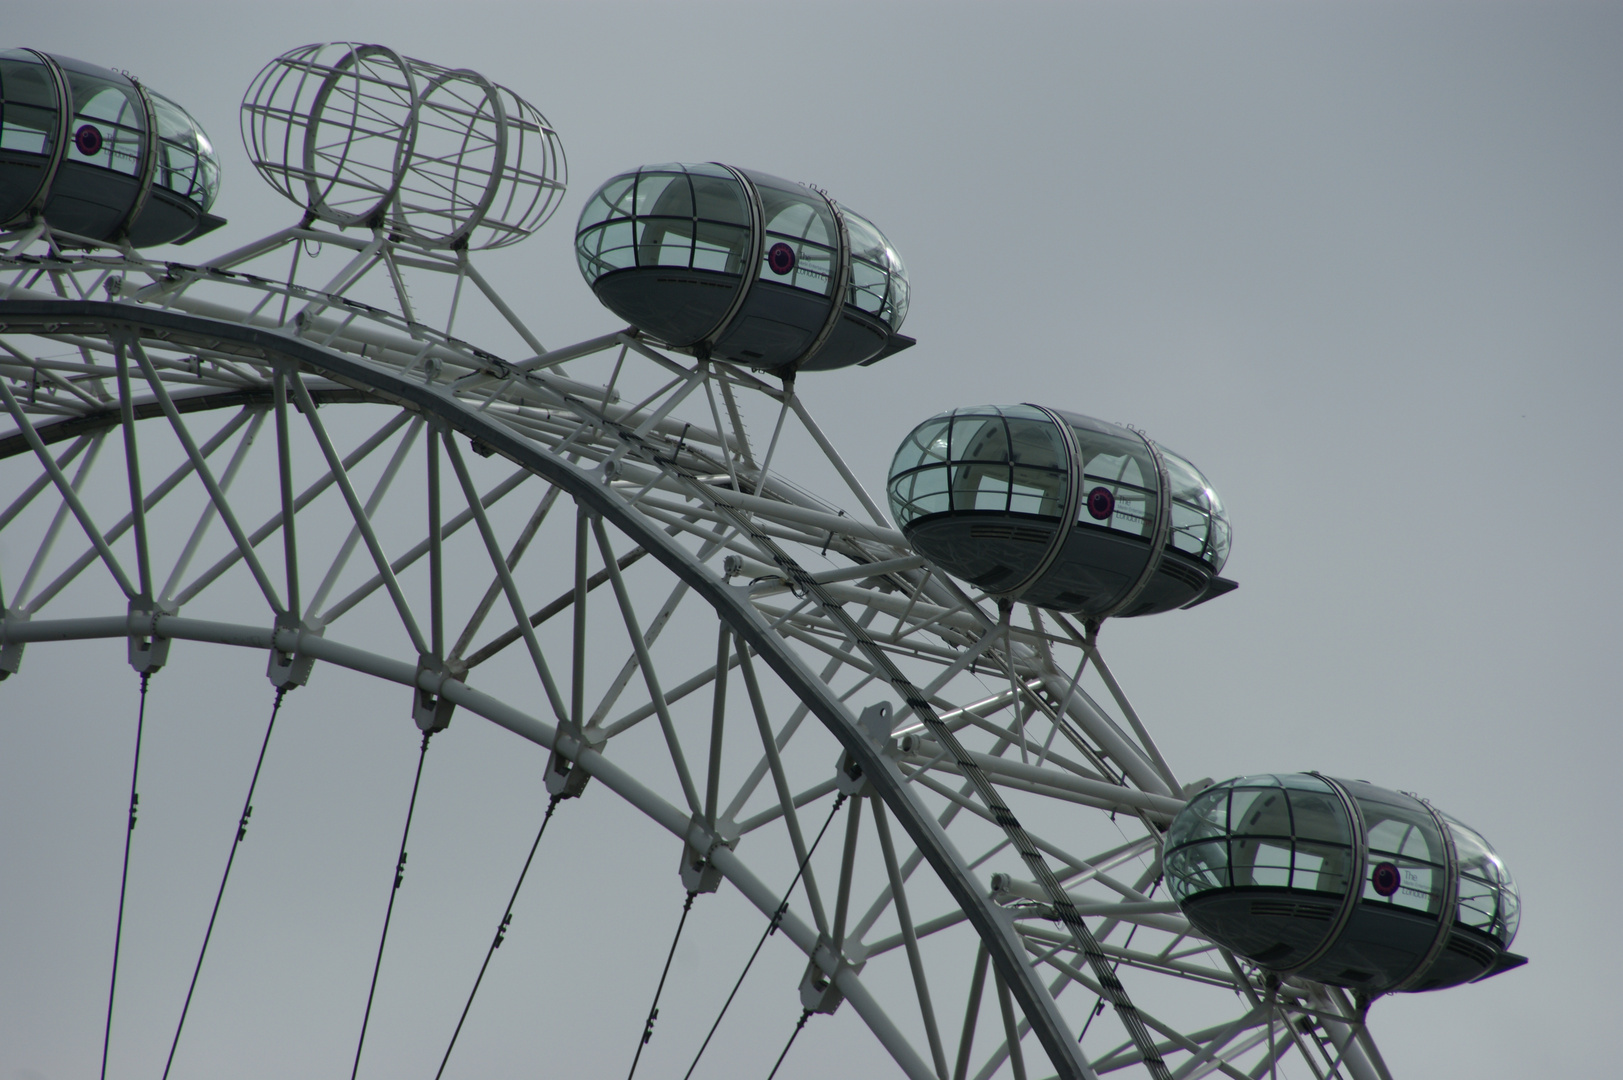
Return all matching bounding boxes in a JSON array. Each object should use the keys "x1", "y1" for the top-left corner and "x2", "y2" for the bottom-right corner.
[{"x1": 2, "y1": 3, "x2": 1619, "y2": 1078}]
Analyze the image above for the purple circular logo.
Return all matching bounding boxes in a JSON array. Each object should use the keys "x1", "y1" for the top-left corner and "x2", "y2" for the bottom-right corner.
[
  {"x1": 768, "y1": 242, "x2": 796, "y2": 275},
  {"x1": 1371, "y1": 861, "x2": 1402, "y2": 897},
  {"x1": 1086, "y1": 486, "x2": 1115, "y2": 520},
  {"x1": 74, "y1": 124, "x2": 104, "y2": 156}
]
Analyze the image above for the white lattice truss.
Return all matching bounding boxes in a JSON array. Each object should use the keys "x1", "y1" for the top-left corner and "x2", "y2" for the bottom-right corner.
[{"x1": 0, "y1": 219, "x2": 1392, "y2": 1080}]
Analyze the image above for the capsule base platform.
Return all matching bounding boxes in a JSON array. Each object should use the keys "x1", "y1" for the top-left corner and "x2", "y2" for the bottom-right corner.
[{"x1": 905, "y1": 510, "x2": 1233, "y2": 617}]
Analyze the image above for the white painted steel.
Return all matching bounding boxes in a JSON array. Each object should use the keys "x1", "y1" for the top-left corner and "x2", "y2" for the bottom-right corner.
[{"x1": 0, "y1": 208, "x2": 1392, "y2": 1080}]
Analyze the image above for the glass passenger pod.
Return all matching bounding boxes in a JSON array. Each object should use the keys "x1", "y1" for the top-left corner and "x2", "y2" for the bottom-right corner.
[
  {"x1": 1163, "y1": 774, "x2": 1525, "y2": 994},
  {"x1": 886, "y1": 405, "x2": 1236, "y2": 617},
  {"x1": 0, "y1": 49, "x2": 65, "y2": 225},
  {"x1": 0, "y1": 49, "x2": 223, "y2": 245},
  {"x1": 575, "y1": 162, "x2": 913, "y2": 372}
]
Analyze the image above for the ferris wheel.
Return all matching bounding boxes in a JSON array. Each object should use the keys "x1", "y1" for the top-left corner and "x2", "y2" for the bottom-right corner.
[{"x1": 0, "y1": 43, "x2": 1522, "y2": 1080}]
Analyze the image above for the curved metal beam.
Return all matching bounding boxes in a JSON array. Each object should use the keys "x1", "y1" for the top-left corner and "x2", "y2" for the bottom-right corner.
[{"x1": 0, "y1": 298, "x2": 1092, "y2": 1079}]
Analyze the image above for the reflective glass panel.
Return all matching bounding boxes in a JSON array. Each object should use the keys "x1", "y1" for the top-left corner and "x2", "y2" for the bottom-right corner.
[
  {"x1": 635, "y1": 170, "x2": 691, "y2": 217},
  {"x1": 843, "y1": 208, "x2": 909, "y2": 329},
  {"x1": 687, "y1": 163, "x2": 751, "y2": 225},
  {"x1": 1229, "y1": 785, "x2": 1291, "y2": 838},
  {"x1": 1286, "y1": 789, "x2": 1351, "y2": 845},
  {"x1": 890, "y1": 415, "x2": 951, "y2": 475},
  {"x1": 1072, "y1": 424, "x2": 1156, "y2": 538},
  {"x1": 576, "y1": 218, "x2": 636, "y2": 277},
  {"x1": 1165, "y1": 785, "x2": 1228, "y2": 849},
  {"x1": 1231, "y1": 837, "x2": 1293, "y2": 887},
  {"x1": 751, "y1": 173, "x2": 837, "y2": 296},
  {"x1": 1292, "y1": 841, "x2": 1354, "y2": 894},
  {"x1": 1166, "y1": 841, "x2": 1229, "y2": 899},
  {"x1": 949, "y1": 414, "x2": 1013, "y2": 511},
  {"x1": 1357, "y1": 793, "x2": 1446, "y2": 915},
  {"x1": 1445, "y1": 816, "x2": 1519, "y2": 945},
  {"x1": 62, "y1": 66, "x2": 144, "y2": 176},
  {"x1": 1161, "y1": 448, "x2": 1228, "y2": 570},
  {"x1": 0, "y1": 50, "x2": 59, "y2": 156},
  {"x1": 149, "y1": 92, "x2": 218, "y2": 208},
  {"x1": 892, "y1": 465, "x2": 950, "y2": 522},
  {"x1": 578, "y1": 174, "x2": 635, "y2": 231}
]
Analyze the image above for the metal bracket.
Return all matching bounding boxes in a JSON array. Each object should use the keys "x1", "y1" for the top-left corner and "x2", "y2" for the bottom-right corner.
[
  {"x1": 267, "y1": 615, "x2": 319, "y2": 690},
  {"x1": 0, "y1": 608, "x2": 26, "y2": 680},
  {"x1": 799, "y1": 936, "x2": 846, "y2": 1014},
  {"x1": 838, "y1": 701, "x2": 899, "y2": 795},
  {"x1": 835, "y1": 748, "x2": 870, "y2": 797},
  {"x1": 859, "y1": 700, "x2": 893, "y2": 747},
  {"x1": 679, "y1": 815, "x2": 739, "y2": 894},
  {"x1": 543, "y1": 748, "x2": 590, "y2": 798},
  {"x1": 544, "y1": 727, "x2": 605, "y2": 799},
  {"x1": 127, "y1": 600, "x2": 172, "y2": 675},
  {"x1": 411, "y1": 655, "x2": 456, "y2": 733}
]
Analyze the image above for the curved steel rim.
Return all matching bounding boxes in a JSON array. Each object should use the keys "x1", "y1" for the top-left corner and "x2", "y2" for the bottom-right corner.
[{"x1": 0, "y1": 296, "x2": 1094, "y2": 1080}]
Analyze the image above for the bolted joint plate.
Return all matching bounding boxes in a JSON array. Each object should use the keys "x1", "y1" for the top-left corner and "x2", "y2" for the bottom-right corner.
[
  {"x1": 679, "y1": 814, "x2": 740, "y2": 895},
  {"x1": 799, "y1": 937, "x2": 847, "y2": 1014},
  {"x1": 838, "y1": 702, "x2": 902, "y2": 796},
  {"x1": 127, "y1": 600, "x2": 173, "y2": 675},
  {"x1": 412, "y1": 655, "x2": 457, "y2": 733},
  {"x1": 545, "y1": 728, "x2": 604, "y2": 799},
  {"x1": 267, "y1": 617, "x2": 320, "y2": 690},
  {"x1": 0, "y1": 608, "x2": 27, "y2": 680}
]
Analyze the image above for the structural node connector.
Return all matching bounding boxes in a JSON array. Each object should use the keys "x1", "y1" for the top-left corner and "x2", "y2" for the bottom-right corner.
[
  {"x1": 0, "y1": 48, "x2": 224, "y2": 245},
  {"x1": 575, "y1": 162, "x2": 913, "y2": 373},
  {"x1": 887, "y1": 404, "x2": 1236, "y2": 617},
  {"x1": 1163, "y1": 773, "x2": 1526, "y2": 994},
  {"x1": 241, "y1": 42, "x2": 566, "y2": 249}
]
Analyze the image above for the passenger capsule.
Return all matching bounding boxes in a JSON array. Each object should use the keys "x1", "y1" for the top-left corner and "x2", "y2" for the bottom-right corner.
[
  {"x1": 575, "y1": 163, "x2": 913, "y2": 372},
  {"x1": 0, "y1": 49, "x2": 223, "y2": 245},
  {"x1": 1164, "y1": 774, "x2": 1525, "y2": 994},
  {"x1": 887, "y1": 404, "x2": 1235, "y2": 617}
]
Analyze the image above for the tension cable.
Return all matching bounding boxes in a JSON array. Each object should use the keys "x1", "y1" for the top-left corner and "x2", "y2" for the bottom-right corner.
[
  {"x1": 162, "y1": 686, "x2": 289, "y2": 1078},
  {"x1": 682, "y1": 791, "x2": 847, "y2": 1080},
  {"x1": 351, "y1": 731, "x2": 434, "y2": 1080},
  {"x1": 101, "y1": 671, "x2": 150, "y2": 1080},
  {"x1": 626, "y1": 888, "x2": 698, "y2": 1080},
  {"x1": 435, "y1": 792, "x2": 565, "y2": 1080},
  {"x1": 764, "y1": 1009, "x2": 813, "y2": 1080}
]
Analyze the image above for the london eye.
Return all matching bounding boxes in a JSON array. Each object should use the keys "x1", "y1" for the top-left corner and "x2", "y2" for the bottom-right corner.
[{"x1": 0, "y1": 37, "x2": 1542, "y2": 1080}]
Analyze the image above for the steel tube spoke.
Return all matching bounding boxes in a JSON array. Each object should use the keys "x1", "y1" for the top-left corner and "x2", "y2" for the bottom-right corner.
[
  {"x1": 288, "y1": 374, "x2": 425, "y2": 653},
  {"x1": 0, "y1": 379, "x2": 135, "y2": 599},
  {"x1": 129, "y1": 340, "x2": 284, "y2": 614},
  {"x1": 591, "y1": 515, "x2": 704, "y2": 816}
]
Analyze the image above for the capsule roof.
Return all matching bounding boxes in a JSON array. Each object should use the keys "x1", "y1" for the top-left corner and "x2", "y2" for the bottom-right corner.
[
  {"x1": 886, "y1": 404, "x2": 1234, "y2": 617},
  {"x1": 0, "y1": 48, "x2": 223, "y2": 245},
  {"x1": 1164, "y1": 773, "x2": 1524, "y2": 994},
  {"x1": 575, "y1": 162, "x2": 912, "y2": 373}
]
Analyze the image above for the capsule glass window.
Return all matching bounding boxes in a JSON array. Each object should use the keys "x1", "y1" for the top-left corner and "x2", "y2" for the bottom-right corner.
[
  {"x1": 1162, "y1": 448, "x2": 1230, "y2": 568},
  {"x1": 1445, "y1": 816, "x2": 1519, "y2": 945},
  {"x1": 60, "y1": 60, "x2": 145, "y2": 176},
  {"x1": 1166, "y1": 775, "x2": 1358, "y2": 904},
  {"x1": 749, "y1": 172, "x2": 838, "y2": 296},
  {"x1": 1352, "y1": 786, "x2": 1447, "y2": 916},
  {"x1": 887, "y1": 406, "x2": 1069, "y2": 527},
  {"x1": 948, "y1": 406, "x2": 1067, "y2": 517},
  {"x1": 1071, "y1": 423, "x2": 1157, "y2": 540},
  {"x1": 576, "y1": 164, "x2": 753, "y2": 280},
  {"x1": 0, "y1": 49, "x2": 58, "y2": 156},
  {"x1": 887, "y1": 414, "x2": 953, "y2": 524},
  {"x1": 845, "y1": 208, "x2": 909, "y2": 330},
  {"x1": 149, "y1": 91, "x2": 218, "y2": 209}
]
